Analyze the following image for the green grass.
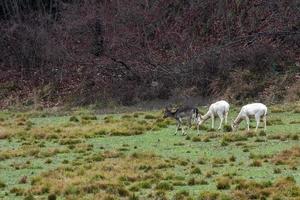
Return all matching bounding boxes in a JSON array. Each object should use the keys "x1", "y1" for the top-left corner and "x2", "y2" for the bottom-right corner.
[{"x1": 0, "y1": 104, "x2": 300, "y2": 199}]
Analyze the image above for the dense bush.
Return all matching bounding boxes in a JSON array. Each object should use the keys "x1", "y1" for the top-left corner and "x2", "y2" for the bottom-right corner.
[{"x1": 0, "y1": 0, "x2": 299, "y2": 107}]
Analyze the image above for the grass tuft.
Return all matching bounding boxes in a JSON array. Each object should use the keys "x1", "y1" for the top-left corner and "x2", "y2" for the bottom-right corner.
[
  {"x1": 0, "y1": 180, "x2": 6, "y2": 188},
  {"x1": 205, "y1": 170, "x2": 218, "y2": 178},
  {"x1": 273, "y1": 168, "x2": 282, "y2": 174},
  {"x1": 222, "y1": 134, "x2": 247, "y2": 143},
  {"x1": 202, "y1": 136, "x2": 210, "y2": 142},
  {"x1": 187, "y1": 177, "x2": 199, "y2": 186},
  {"x1": 216, "y1": 177, "x2": 231, "y2": 190},
  {"x1": 207, "y1": 128, "x2": 216, "y2": 132},
  {"x1": 10, "y1": 187, "x2": 25, "y2": 196},
  {"x1": 223, "y1": 125, "x2": 232, "y2": 132},
  {"x1": 229, "y1": 155, "x2": 236, "y2": 162},
  {"x1": 259, "y1": 130, "x2": 266, "y2": 136},
  {"x1": 289, "y1": 120, "x2": 300, "y2": 124},
  {"x1": 191, "y1": 167, "x2": 202, "y2": 174},
  {"x1": 48, "y1": 193, "x2": 57, "y2": 200},
  {"x1": 199, "y1": 191, "x2": 220, "y2": 200},
  {"x1": 155, "y1": 182, "x2": 173, "y2": 191},
  {"x1": 270, "y1": 106, "x2": 286, "y2": 113},
  {"x1": 192, "y1": 136, "x2": 202, "y2": 142},
  {"x1": 267, "y1": 118, "x2": 284, "y2": 126},
  {"x1": 212, "y1": 158, "x2": 227, "y2": 165},
  {"x1": 198, "y1": 157, "x2": 206, "y2": 165},
  {"x1": 144, "y1": 114, "x2": 156, "y2": 119},
  {"x1": 18, "y1": 176, "x2": 27, "y2": 184},
  {"x1": 69, "y1": 116, "x2": 79, "y2": 122},
  {"x1": 249, "y1": 160, "x2": 262, "y2": 167},
  {"x1": 199, "y1": 179, "x2": 209, "y2": 185},
  {"x1": 24, "y1": 194, "x2": 35, "y2": 200},
  {"x1": 173, "y1": 190, "x2": 190, "y2": 200},
  {"x1": 245, "y1": 131, "x2": 256, "y2": 137},
  {"x1": 293, "y1": 108, "x2": 300, "y2": 113},
  {"x1": 121, "y1": 114, "x2": 132, "y2": 119},
  {"x1": 81, "y1": 114, "x2": 97, "y2": 121},
  {"x1": 138, "y1": 181, "x2": 152, "y2": 189}
]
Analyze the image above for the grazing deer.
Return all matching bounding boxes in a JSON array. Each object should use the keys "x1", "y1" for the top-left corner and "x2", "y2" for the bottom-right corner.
[
  {"x1": 197, "y1": 100, "x2": 230, "y2": 131},
  {"x1": 163, "y1": 106, "x2": 199, "y2": 135},
  {"x1": 232, "y1": 103, "x2": 267, "y2": 132}
]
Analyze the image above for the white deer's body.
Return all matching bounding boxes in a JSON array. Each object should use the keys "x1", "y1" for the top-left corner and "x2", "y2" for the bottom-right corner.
[
  {"x1": 197, "y1": 100, "x2": 230, "y2": 131},
  {"x1": 232, "y1": 103, "x2": 267, "y2": 132}
]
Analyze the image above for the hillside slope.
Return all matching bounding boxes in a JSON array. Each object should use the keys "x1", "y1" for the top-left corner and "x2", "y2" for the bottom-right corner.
[{"x1": 0, "y1": 0, "x2": 299, "y2": 107}]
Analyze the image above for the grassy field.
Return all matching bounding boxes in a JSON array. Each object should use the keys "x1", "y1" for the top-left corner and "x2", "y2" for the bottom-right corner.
[{"x1": 0, "y1": 103, "x2": 300, "y2": 200}]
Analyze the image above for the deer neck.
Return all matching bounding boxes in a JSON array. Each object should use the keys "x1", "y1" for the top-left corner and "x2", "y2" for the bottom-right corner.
[
  {"x1": 202, "y1": 111, "x2": 212, "y2": 122},
  {"x1": 234, "y1": 114, "x2": 243, "y2": 125}
]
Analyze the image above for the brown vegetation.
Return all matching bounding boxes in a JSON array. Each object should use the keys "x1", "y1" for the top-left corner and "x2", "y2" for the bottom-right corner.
[
  {"x1": 271, "y1": 147, "x2": 300, "y2": 166},
  {"x1": 0, "y1": 0, "x2": 299, "y2": 107},
  {"x1": 232, "y1": 177, "x2": 300, "y2": 199},
  {"x1": 28, "y1": 153, "x2": 166, "y2": 198}
]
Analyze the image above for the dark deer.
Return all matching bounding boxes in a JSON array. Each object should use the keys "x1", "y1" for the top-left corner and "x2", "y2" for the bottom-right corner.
[{"x1": 163, "y1": 106, "x2": 199, "y2": 135}]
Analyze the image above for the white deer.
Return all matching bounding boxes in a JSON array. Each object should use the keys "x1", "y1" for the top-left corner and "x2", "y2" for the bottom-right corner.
[
  {"x1": 232, "y1": 103, "x2": 267, "y2": 132},
  {"x1": 197, "y1": 100, "x2": 230, "y2": 131}
]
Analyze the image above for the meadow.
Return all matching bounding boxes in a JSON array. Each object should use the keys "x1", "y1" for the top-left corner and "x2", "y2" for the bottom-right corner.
[{"x1": 0, "y1": 103, "x2": 300, "y2": 200}]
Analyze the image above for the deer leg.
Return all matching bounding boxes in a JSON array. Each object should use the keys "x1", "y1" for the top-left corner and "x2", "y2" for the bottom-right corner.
[
  {"x1": 180, "y1": 118, "x2": 185, "y2": 135},
  {"x1": 211, "y1": 115, "x2": 215, "y2": 129},
  {"x1": 178, "y1": 118, "x2": 185, "y2": 135},
  {"x1": 217, "y1": 112, "x2": 223, "y2": 130},
  {"x1": 225, "y1": 112, "x2": 228, "y2": 125},
  {"x1": 255, "y1": 115, "x2": 260, "y2": 132},
  {"x1": 263, "y1": 115, "x2": 267, "y2": 131},
  {"x1": 187, "y1": 117, "x2": 192, "y2": 130},
  {"x1": 181, "y1": 123, "x2": 185, "y2": 135},
  {"x1": 175, "y1": 121, "x2": 180, "y2": 135},
  {"x1": 245, "y1": 116, "x2": 250, "y2": 131},
  {"x1": 218, "y1": 117, "x2": 223, "y2": 130}
]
